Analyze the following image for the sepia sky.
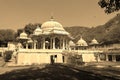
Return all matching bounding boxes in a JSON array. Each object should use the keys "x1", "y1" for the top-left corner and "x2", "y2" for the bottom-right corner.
[{"x1": 0, "y1": 0, "x2": 119, "y2": 31}]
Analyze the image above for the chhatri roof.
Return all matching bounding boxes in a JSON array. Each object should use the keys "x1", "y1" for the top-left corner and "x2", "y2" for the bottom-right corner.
[
  {"x1": 69, "y1": 40, "x2": 75, "y2": 46},
  {"x1": 27, "y1": 38, "x2": 33, "y2": 43},
  {"x1": 90, "y1": 38, "x2": 99, "y2": 45},
  {"x1": 76, "y1": 36, "x2": 88, "y2": 46},
  {"x1": 33, "y1": 26, "x2": 42, "y2": 35},
  {"x1": 41, "y1": 17, "x2": 69, "y2": 35},
  {"x1": 19, "y1": 31, "x2": 28, "y2": 39}
]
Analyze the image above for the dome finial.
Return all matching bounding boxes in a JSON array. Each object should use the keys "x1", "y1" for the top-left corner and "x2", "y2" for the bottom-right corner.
[
  {"x1": 50, "y1": 12, "x2": 54, "y2": 21},
  {"x1": 37, "y1": 25, "x2": 40, "y2": 28},
  {"x1": 80, "y1": 34, "x2": 83, "y2": 39},
  {"x1": 23, "y1": 30, "x2": 25, "y2": 33},
  {"x1": 50, "y1": 16, "x2": 54, "y2": 21}
]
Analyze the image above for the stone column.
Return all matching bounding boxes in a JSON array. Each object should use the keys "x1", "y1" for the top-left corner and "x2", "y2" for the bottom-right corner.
[
  {"x1": 115, "y1": 55, "x2": 116, "y2": 62},
  {"x1": 112, "y1": 55, "x2": 116, "y2": 62},
  {"x1": 65, "y1": 39, "x2": 66, "y2": 50},
  {"x1": 97, "y1": 53, "x2": 100, "y2": 62},
  {"x1": 43, "y1": 38, "x2": 45, "y2": 49},
  {"x1": 50, "y1": 38, "x2": 53, "y2": 49},
  {"x1": 60, "y1": 39, "x2": 62, "y2": 49},
  {"x1": 34, "y1": 41, "x2": 36, "y2": 49},
  {"x1": 26, "y1": 43, "x2": 28, "y2": 49},
  {"x1": 31, "y1": 43, "x2": 33, "y2": 49},
  {"x1": 66, "y1": 39, "x2": 69, "y2": 50},
  {"x1": 53, "y1": 37, "x2": 55, "y2": 49},
  {"x1": 62, "y1": 38, "x2": 65, "y2": 50},
  {"x1": 106, "y1": 54, "x2": 109, "y2": 61}
]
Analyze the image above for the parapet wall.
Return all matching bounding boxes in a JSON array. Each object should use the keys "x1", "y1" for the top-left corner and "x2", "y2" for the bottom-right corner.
[{"x1": 17, "y1": 49, "x2": 63, "y2": 65}]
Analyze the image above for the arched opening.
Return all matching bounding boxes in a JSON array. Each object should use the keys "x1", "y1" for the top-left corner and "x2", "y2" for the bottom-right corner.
[
  {"x1": 36, "y1": 37, "x2": 42, "y2": 49},
  {"x1": 45, "y1": 37, "x2": 50, "y2": 49},
  {"x1": 55, "y1": 37, "x2": 60, "y2": 49}
]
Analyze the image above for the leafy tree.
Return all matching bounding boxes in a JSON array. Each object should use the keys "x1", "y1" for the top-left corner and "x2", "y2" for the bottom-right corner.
[
  {"x1": 98, "y1": 0, "x2": 120, "y2": 14},
  {"x1": 16, "y1": 23, "x2": 41, "y2": 38},
  {"x1": 24, "y1": 23, "x2": 41, "y2": 35},
  {"x1": 15, "y1": 28, "x2": 24, "y2": 38},
  {"x1": 0, "y1": 29, "x2": 15, "y2": 42},
  {"x1": 4, "y1": 51, "x2": 13, "y2": 62}
]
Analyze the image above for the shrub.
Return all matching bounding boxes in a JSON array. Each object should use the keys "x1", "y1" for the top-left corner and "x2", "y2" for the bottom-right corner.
[
  {"x1": 63, "y1": 51, "x2": 84, "y2": 65},
  {"x1": 4, "y1": 51, "x2": 13, "y2": 62}
]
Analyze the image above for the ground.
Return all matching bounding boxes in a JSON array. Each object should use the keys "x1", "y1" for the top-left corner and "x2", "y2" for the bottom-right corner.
[
  {"x1": 0, "y1": 63, "x2": 120, "y2": 80},
  {"x1": 0, "y1": 57, "x2": 6, "y2": 67}
]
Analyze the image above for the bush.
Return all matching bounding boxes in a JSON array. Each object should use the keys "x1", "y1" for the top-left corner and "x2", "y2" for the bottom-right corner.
[
  {"x1": 64, "y1": 52, "x2": 84, "y2": 65},
  {"x1": 68, "y1": 55, "x2": 84, "y2": 65},
  {"x1": 4, "y1": 51, "x2": 13, "y2": 62}
]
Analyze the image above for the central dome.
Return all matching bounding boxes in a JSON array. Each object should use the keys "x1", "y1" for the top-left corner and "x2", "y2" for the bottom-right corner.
[
  {"x1": 41, "y1": 17, "x2": 69, "y2": 35},
  {"x1": 41, "y1": 18, "x2": 65, "y2": 32}
]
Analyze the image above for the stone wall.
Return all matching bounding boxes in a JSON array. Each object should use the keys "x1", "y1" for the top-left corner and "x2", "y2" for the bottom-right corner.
[{"x1": 17, "y1": 50, "x2": 63, "y2": 65}]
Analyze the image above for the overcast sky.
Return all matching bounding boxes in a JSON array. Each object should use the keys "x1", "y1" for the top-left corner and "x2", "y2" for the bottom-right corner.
[{"x1": 0, "y1": 0, "x2": 119, "y2": 31}]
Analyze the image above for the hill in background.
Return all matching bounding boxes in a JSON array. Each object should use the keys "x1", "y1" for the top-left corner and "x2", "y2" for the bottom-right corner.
[{"x1": 65, "y1": 13, "x2": 120, "y2": 44}]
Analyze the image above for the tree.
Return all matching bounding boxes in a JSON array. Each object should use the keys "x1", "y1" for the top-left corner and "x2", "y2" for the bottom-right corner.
[
  {"x1": 98, "y1": 0, "x2": 120, "y2": 14},
  {"x1": 0, "y1": 29, "x2": 15, "y2": 42},
  {"x1": 15, "y1": 28, "x2": 24, "y2": 38},
  {"x1": 16, "y1": 23, "x2": 41, "y2": 38},
  {"x1": 4, "y1": 51, "x2": 13, "y2": 62},
  {"x1": 24, "y1": 23, "x2": 41, "y2": 35}
]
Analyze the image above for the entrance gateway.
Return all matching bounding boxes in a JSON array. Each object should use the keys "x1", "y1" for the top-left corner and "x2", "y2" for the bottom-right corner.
[{"x1": 50, "y1": 55, "x2": 65, "y2": 64}]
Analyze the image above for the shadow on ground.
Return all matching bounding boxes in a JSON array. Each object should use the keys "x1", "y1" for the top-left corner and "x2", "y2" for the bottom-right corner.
[{"x1": 0, "y1": 64, "x2": 118, "y2": 80}]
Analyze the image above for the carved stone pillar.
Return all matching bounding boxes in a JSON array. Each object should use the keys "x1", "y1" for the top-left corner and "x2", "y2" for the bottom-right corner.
[
  {"x1": 62, "y1": 38, "x2": 65, "y2": 50},
  {"x1": 43, "y1": 38, "x2": 45, "y2": 49},
  {"x1": 26, "y1": 42, "x2": 28, "y2": 49},
  {"x1": 112, "y1": 55, "x2": 116, "y2": 62},
  {"x1": 53, "y1": 37, "x2": 55, "y2": 49},
  {"x1": 33, "y1": 40, "x2": 36, "y2": 49},
  {"x1": 106, "y1": 54, "x2": 108, "y2": 61},
  {"x1": 50, "y1": 38, "x2": 53, "y2": 49}
]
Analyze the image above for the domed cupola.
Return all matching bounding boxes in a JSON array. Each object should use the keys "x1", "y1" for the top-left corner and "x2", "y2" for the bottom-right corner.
[
  {"x1": 90, "y1": 38, "x2": 99, "y2": 45},
  {"x1": 69, "y1": 40, "x2": 75, "y2": 47},
  {"x1": 76, "y1": 36, "x2": 88, "y2": 46},
  {"x1": 20, "y1": 31, "x2": 28, "y2": 39},
  {"x1": 41, "y1": 17, "x2": 69, "y2": 35},
  {"x1": 27, "y1": 38, "x2": 33, "y2": 43},
  {"x1": 33, "y1": 26, "x2": 42, "y2": 35}
]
